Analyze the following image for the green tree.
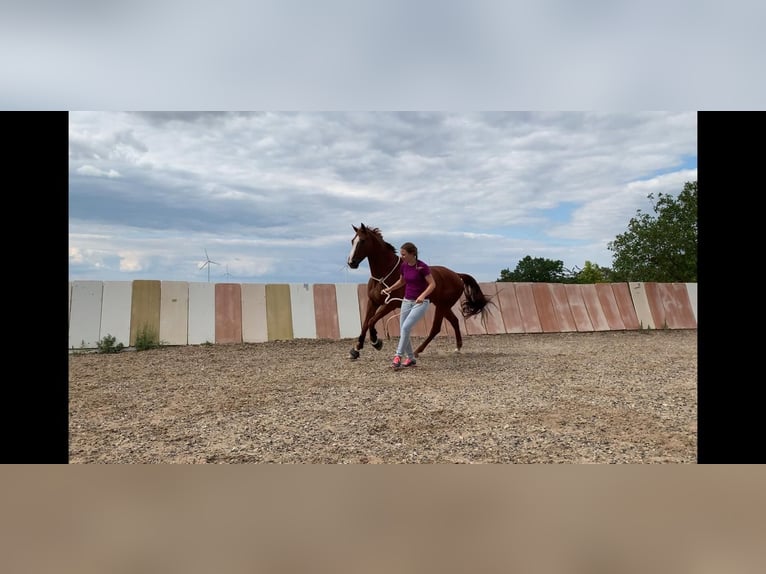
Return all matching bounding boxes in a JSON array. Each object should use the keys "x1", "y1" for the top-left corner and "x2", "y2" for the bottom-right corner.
[
  {"x1": 574, "y1": 260, "x2": 613, "y2": 284},
  {"x1": 498, "y1": 256, "x2": 573, "y2": 282},
  {"x1": 608, "y1": 181, "x2": 697, "y2": 282}
]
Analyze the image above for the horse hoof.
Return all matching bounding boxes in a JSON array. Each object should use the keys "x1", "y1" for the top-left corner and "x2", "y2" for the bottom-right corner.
[
  {"x1": 349, "y1": 348, "x2": 360, "y2": 360},
  {"x1": 453, "y1": 348, "x2": 460, "y2": 353},
  {"x1": 372, "y1": 339, "x2": 383, "y2": 351}
]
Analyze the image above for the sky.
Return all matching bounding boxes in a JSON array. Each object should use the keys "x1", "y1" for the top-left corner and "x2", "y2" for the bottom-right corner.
[
  {"x1": 13, "y1": 2, "x2": 745, "y2": 286},
  {"x1": 68, "y1": 111, "x2": 697, "y2": 285},
  {"x1": 4, "y1": 2, "x2": 764, "y2": 110}
]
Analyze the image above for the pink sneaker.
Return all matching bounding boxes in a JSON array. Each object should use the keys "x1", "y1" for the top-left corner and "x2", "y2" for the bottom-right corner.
[
  {"x1": 391, "y1": 355, "x2": 401, "y2": 369},
  {"x1": 402, "y1": 357, "x2": 417, "y2": 367}
]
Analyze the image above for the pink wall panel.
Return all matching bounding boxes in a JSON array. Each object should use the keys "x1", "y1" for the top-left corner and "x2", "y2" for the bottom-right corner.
[
  {"x1": 464, "y1": 298, "x2": 487, "y2": 335},
  {"x1": 658, "y1": 283, "x2": 697, "y2": 329},
  {"x1": 595, "y1": 283, "x2": 626, "y2": 330},
  {"x1": 356, "y1": 283, "x2": 368, "y2": 323},
  {"x1": 580, "y1": 284, "x2": 610, "y2": 331},
  {"x1": 479, "y1": 282, "x2": 506, "y2": 335},
  {"x1": 611, "y1": 283, "x2": 641, "y2": 330},
  {"x1": 438, "y1": 299, "x2": 463, "y2": 338},
  {"x1": 380, "y1": 308, "x2": 401, "y2": 339},
  {"x1": 643, "y1": 283, "x2": 666, "y2": 330},
  {"x1": 71, "y1": 280, "x2": 697, "y2": 349},
  {"x1": 356, "y1": 282, "x2": 400, "y2": 338},
  {"x1": 215, "y1": 283, "x2": 243, "y2": 344},
  {"x1": 422, "y1": 302, "x2": 437, "y2": 337},
  {"x1": 532, "y1": 283, "x2": 560, "y2": 333},
  {"x1": 564, "y1": 284, "x2": 594, "y2": 332},
  {"x1": 548, "y1": 283, "x2": 577, "y2": 332},
  {"x1": 515, "y1": 283, "x2": 543, "y2": 333},
  {"x1": 495, "y1": 283, "x2": 524, "y2": 333},
  {"x1": 420, "y1": 300, "x2": 461, "y2": 340},
  {"x1": 313, "y1": 284, "x2": 340, "y2": 339}
]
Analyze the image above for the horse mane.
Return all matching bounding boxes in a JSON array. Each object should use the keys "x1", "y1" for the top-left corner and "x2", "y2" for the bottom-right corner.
[{"x1": 364, "y1": 225, "x2": 396, "y2": 254}]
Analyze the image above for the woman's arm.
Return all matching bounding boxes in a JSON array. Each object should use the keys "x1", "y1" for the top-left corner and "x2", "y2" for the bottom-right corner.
[
  {"x1": 382, "y1": 278, "x2": 403, "y2": 294},
  {"x1": 415, "y1": 274, "x2": 436, "y2": 303}
]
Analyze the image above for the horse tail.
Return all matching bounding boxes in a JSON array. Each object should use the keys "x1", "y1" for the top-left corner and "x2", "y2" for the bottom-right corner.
[{"x1": 458, "y1": 273, "x2": 493, "y2": 320}]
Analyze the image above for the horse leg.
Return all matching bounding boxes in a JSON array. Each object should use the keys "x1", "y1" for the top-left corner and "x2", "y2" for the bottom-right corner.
[
  {"x1": 414, "y1": 307, "x2": 445, "y2": 357},
  {"x1": 370, "y1": 325, "x2": 383, "y2": 350},
  {"x1": 368, "y1": 303, "x2": 399, "y2": 351},
  {"x1": 350, "y1": 302, "x2": 378, "y2": 359},
  {"x1": 350, "y1": 303, "x2": 397, "y2": 359},
  {"x1": 441, "y1": 306, "x2": 463, "y2": 352},
  {"x1": 350, "y1": 327, "x2": 366, "y2": 359}
]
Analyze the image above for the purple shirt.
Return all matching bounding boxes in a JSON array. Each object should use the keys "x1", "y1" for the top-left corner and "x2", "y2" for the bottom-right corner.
[{"x1": 400, "y1": 260, "x2": 431, "y2": 300}]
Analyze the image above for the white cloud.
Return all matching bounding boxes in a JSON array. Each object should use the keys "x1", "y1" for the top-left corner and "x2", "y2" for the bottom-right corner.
[
  {"x1": 76, "y1": 165, "x2": 120, "y2": 178},
  {"x1": 68, "y1": 111, "x2": 697, "y2": 284}
]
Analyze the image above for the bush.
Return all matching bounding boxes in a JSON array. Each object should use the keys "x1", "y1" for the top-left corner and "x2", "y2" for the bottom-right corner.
[
  {"x1": 135, "y1": 325, "x2": 161, "y2": 351},
  {"x1": 97, "y1": 334, "x2": 125, "y2": 354}
]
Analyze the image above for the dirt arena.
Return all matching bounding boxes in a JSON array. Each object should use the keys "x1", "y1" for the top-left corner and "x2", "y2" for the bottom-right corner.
[{"x1": 68, "y1": 329, "x2": 697, "y2": 463}]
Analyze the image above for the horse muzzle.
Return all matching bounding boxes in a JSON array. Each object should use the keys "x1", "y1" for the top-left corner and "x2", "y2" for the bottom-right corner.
[{"x1": 348, "y1": 259, "x2": 360, "y2": 269}]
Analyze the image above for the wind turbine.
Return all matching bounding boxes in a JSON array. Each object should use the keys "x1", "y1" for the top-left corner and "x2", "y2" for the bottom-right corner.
[
  {"x1": 199, "y1": 249, "x2": 220, "y2": 282},
  {"x1": 223, "y1": 264, "x2": 233, "y2": 280}
]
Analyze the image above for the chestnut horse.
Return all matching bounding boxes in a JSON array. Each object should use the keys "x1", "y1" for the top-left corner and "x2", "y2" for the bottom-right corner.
[{"x1": 346, "y1": 223, "x2": 492, "y2": 360}]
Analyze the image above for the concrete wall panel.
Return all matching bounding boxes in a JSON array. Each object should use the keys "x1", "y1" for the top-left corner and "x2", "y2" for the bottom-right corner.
[
  {"x1": 629, "y1": 282, "x2": 655, "y2": 330},
  {"x1": 266, "y1": 284, "x2": 293, "y2": 341},
  {"x1": 100, "y1": 281, "x2": 132, "y2": 347},
  {"x1": 289, "y1": 283, "x2": 317, "y2": 339},
  {"x1": 685, "y1": 283, "x2": 697, "y2": 323},
  {"x1": 335, "y1": 283, "x2": 361, "y2": 339},
  {"x1": 130, "y1": 280, "x2": 161, "y2": 347},
  {"x1": 69, "y1": 281, "x2": 696, "y2": 349},
  {"x1": 160, "y1": 281, "x2": 189, "y2": 346},
  {"x1": 241, "y1": 283, "x2": 268, "y2": 343},
  {"x1": 188, "y1": 282, "x2": 215, "y2": 345},
  {"x1": 69, "y1": 281, "x2": 103, "y2": 349}
]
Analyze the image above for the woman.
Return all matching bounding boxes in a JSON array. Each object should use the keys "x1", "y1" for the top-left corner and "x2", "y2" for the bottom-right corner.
[{"x1": 382, "y1": 242, "x2": 436, "y2": 368}]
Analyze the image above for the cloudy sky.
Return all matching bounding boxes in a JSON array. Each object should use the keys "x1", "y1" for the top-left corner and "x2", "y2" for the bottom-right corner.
[{"x1": 69, "y1": 111, "x2": 696, "y2": 285}]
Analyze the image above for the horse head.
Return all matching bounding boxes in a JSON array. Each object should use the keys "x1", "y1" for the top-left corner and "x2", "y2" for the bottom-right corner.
[{"x1": 347, "y1": 223, "x2": 372, "y2": 269}]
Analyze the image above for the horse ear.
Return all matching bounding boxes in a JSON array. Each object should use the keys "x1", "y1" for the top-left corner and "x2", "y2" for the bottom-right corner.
[
  {"x1": 360, "y1": 223, "x2": 367, "y2": 230},
  {"x1": 353, "y1": 225, "x2": 358, "y2": 232}
]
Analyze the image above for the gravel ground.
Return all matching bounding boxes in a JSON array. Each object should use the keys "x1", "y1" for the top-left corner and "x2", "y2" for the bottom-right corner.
[{"x1": 68, "y1": 330, "x2": 697, "y2": 463}]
